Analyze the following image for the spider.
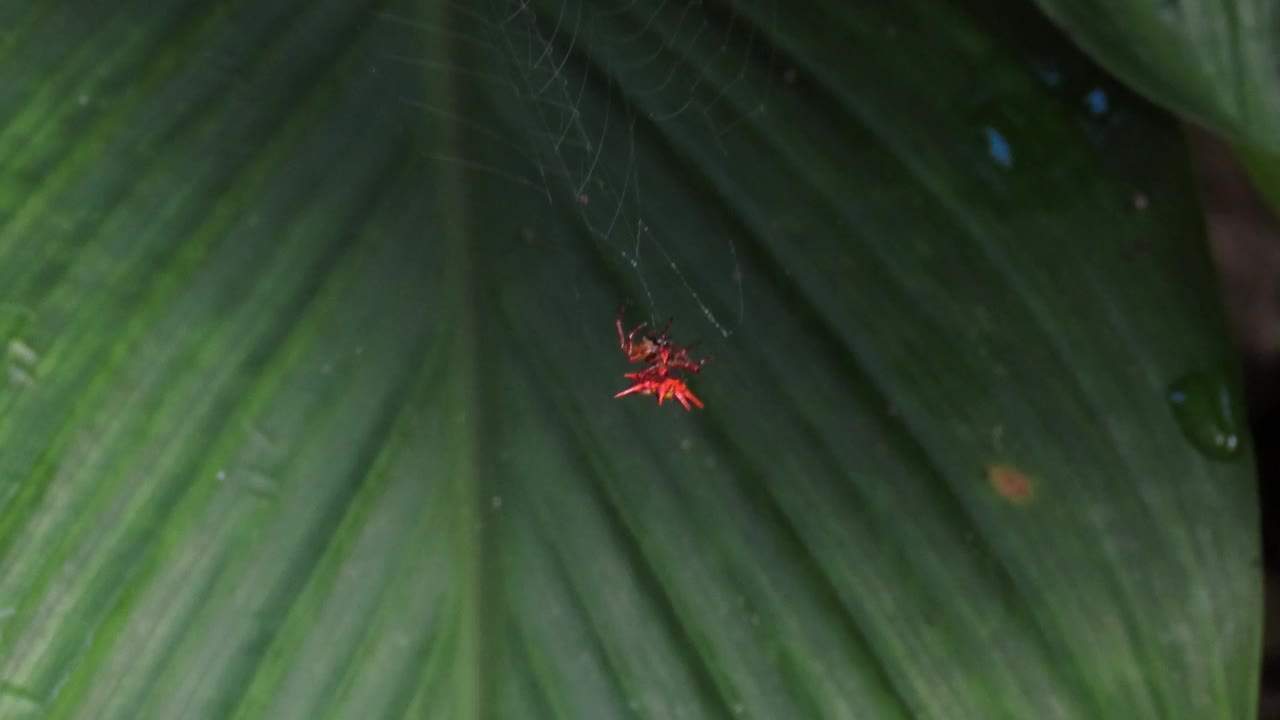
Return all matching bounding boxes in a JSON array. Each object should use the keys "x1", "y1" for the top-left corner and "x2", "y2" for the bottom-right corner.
[{"x1": 614, "y1": 306, "x2": 710, "y2": 410}]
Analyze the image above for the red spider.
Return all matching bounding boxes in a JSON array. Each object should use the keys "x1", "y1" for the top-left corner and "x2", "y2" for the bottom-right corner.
[{"x1": 614, "y1": 306, "x2": 710, "y2": 410}]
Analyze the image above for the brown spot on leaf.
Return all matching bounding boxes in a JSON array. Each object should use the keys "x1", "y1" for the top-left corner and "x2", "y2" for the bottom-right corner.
[{"x1": 988, "y1": 464, "x2": 1034, "y2": 504}]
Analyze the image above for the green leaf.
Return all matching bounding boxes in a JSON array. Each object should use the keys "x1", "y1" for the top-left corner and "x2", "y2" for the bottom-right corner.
[
  {"x1": 1028, "y1": 0, "x2": 1280, "y2": 154},
  {"x1": 0, "y1": 1, "x2": 1259, "y2": 718}
]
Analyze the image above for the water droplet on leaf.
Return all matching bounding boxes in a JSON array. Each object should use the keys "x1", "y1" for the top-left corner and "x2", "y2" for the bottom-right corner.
[
  {"x1": 1083, "y1": 88, "x2": 1109, "y2": 116},
  {"x1": 1167, "y1": 371, "x2": 1244, "y2": 461},
  {"x1": 983, "y1": 127, "x2": 1013, "y2": 168}
]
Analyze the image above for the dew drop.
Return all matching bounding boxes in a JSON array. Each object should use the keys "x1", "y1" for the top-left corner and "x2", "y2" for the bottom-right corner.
[
  {"x1": 1167, "y1": 370, "x2": 1244, "y2": 461},
  {"x1": 983, "y1": 127, "x2": 1014, "y2": 168},
  {"x1": 1083, "y1": 88, "x2": 1109, "y2": 116}
]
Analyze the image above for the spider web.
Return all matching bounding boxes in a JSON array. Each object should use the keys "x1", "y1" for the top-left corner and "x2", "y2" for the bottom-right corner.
[{"x1": 375, "y1": 0, "x2": 776, "y2": 337}]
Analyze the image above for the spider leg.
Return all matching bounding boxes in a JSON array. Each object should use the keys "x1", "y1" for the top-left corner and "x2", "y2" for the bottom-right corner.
[
  {"x1": 622, "y1": 324, "x2": 650, "y2": 362},
  {"x1": 618, "y1": 320, "x2": 647, "y2": 348},
  {"x1": 663, "y1": 355, "x2": 712, "y2": 375},
  {"x1": 624, "y1": 367, "x2": 662, "y2": 382},
  {"x1": 680, "y1": 344, "x2": 712, "y2": 362},
  {"x1": 614, "y1": 384, "x2": 649, "y2": 399},
  {"x1": 616, "y1": 306, "x2": 649, "y2": 353}
]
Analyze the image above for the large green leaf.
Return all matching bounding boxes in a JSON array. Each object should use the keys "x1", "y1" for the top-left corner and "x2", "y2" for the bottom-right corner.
[
  {"x1": 1029, "y1": 0, "x2": 1280, "y2": 154},
  {"x1": 0, "y1": 1, "x2": 1259, "y2": 718}
]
